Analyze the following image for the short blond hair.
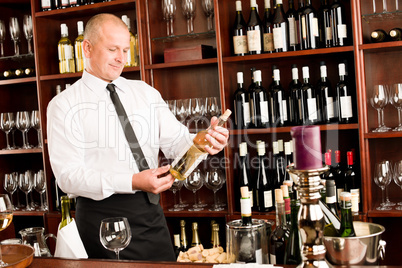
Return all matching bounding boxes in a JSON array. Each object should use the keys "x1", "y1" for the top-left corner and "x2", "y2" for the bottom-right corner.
[{"x1": 84, "y1": 13, "x2": 128, "y2": 44}]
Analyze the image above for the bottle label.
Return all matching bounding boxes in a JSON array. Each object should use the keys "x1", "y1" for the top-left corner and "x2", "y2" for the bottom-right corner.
[
  {"x1": 260, "y1": 100, "x2": 269, "y2": 123},
  {"x1": 351, "y1": 188, "x2": 360, "y2": 203},
  {"x1": 41, "y1": 0, "x2": 51, "y2": 8},
  {"x1": 263, "y1": 190, "x2": 273, "y2": 208},
  {"x1": 340, "y1": 95, "x2": 353, "y2": 118},
  {"x1": 61, "y1": 0, "x2": 69, "y2": 6},
  {"x1": 282, "y1": 100, "x2": 288, "y2": 121},
  {"x1": 240, "y1": 198, "x2": 252, "y2": 216},
  {"x1": 301, "y1": 16, "x2": 307, "y2": 40},
  {"x1": 284, "y1": 197, "x2": 290, "y2": 215},
  {"x1": 270, "y1": 253, "x2": 276, "y2": 264},
  {"x1": 288, "y1": 17, "x2": 297, "y2": 45},
  {"x1": 233, "y1": 35, "x2": 248, "y2": 54},
  {"x1": 256, "y1": 248, "x2": 263, "y2": 264},
  {"x1": 70, "y1": 0, "x2": 77, "y2": 4},
  {"x1": 273, "y1": 27, "x2": 283, "y2": 49},
  {"x1": 171, "y1": 144, "x2": 208, "y2": 179},
  {"x1": 326, "y1": 196, "x2": 337, "y2": 204},
  {"x1": 326, "y1": 96, "x2": 335, "y2": 118},
  {"x1": 312, "y1": 17, "x2": 319, "y2": 37},
  {"x1": 263, "y1": 32, "x2": 274, "y2": 52},
  {"x1": 338, "y1": 24, "x2": 347, "y2": 38},
  {"x1": 307, "y1": 98, "x2": 318, "y2": 120},
  {"x1": 326, "y1": 26, "x2": 333, "y2": 41},
  {"x1": 247, "y1": 30, "x2": 262, "y2": 52},
  {"x1": 243, "y1": 102, "x2": 251, "y2": 124}
]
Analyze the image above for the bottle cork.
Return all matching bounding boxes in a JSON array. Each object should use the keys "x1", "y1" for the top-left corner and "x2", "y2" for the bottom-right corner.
[
  {"x1": 275, "y1": 189, "x2": 284, "y2": 203},
  {"x1": 240, "y1": 186, "x2": 249, "y2": 198},
  {"x1": 281, "y1": 185, "x2": 289, "y2": 198},
  {"x1": 340, "y1": 191, "x2": 351, "y2": 201}
]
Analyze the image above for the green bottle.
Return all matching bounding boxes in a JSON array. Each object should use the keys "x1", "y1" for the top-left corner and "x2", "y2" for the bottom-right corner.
[
  {"x1": 59, "y1": 195, "x2": 72, "y2": 229},
  {"x1": 284, "y1": 195, "x2": 302, "y2": 265},
  {"x1": 339, "y1": 192, "x2": 356, "y2": 237}
]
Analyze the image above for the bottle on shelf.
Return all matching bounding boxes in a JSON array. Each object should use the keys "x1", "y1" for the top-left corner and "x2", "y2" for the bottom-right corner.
[
  {"x1": 122, "y1": 15, "x2": 137, "y2": 67},
  {"x1": 338, "y1": 192, "x2": 356, "y2": 237},
  {"x1": 319, "y1": 199, "x2": 341, "y2": 237},
  {"x1": 247, "y1": 0, "x2": 263, "y2": 54},
  {"x1": 301, "y1": 0, "x2": 320, "y2": 50},
  {"x1": 333, "y1": 149, "x2": 344, "y2": 205},
  {"x1": 388, "y1": 28, "x2": 402, "y2": 41},
  {"x1": 248, "y1": 67, "x2": 256, "y2": 92},
  {"x1": 59, "y1": 195, "x2": 72, "y2": 229},
  {"x1": 2, "y1": 70, "x2": 15, "y2": 79},
  {"x1": 234, "y1": 72, "x2": 251, "y2": 129},
  {"x1": 344, "y1": 151, "x2": 360, "y2": 209},
  {"x1": 286, "y1": 0, "x2": 299, "y2": 51},
  {"x1": 61, "y1": 0, "x2": 70, "y2": 8},
  {"x1": 263, "y1": 0, "x2": 274, "y2": 53},
  {"x1": 70, "y1": 0, "x2": 80, "y2": 7},
  {"x1": 233, "y1": 0, "x2": 248, "y2": 56},
  {"x1": 336, "y1": 62, "x2": 354, "y2": 123},
  {"x1": 318, "y1": 0, "x2": 332, "y2": 48},
  {"x1": 191, "y1": 222, "x2": 201, "y2": 247},
  {"x1": 240, "y1": 186, "x2": 252, "y2": 226},
  {"x1": 238, "y1": 142, "x2": 253, "y2": 209},
  {"x1": 297, "y1": 0, "x2": 306, "y2": 50},
  {"x1": 325, "y1": 179, "x2": 339, "y2": 218},
  {"x1": 320, "y1": 179, "x2": 327, "y2": 203},
  {"x1": 74, "y1": 21, "x2": 85, "y2": 73},
  {"x1": 370, "y1": 29, "x2": 388, "y2": 43},
  {"x1": 273, "y1": 140, "x2": 286, "y2": 188},
  {"x1": 256, "y1": 141, "x2": 274, "y2": 212},
  {"x1": 58, "y1": 23, "x2": 75, "y2": 74},
  {"x1": 54, "y1": 0, "x2": 62, "y2": 10},
  {"x1": 24, "y1": 68, "x2": 35, "y2": 77},
  {"x1": 212, "y1": 223, "x2": 220, "y2": 248},
  {"x1": 270, "y1": 68, "x2": 288, "y2": 127},
  {"x1": 289, "y1": 64, "x2": 303, "y2": 125},
  {"x1": 330, "y1": 0, "x2": 347, "y2": 47},
  {"x1": 322, "y1": 151, "x2": 335, "y2": 181},
  {"x1": 169, "y1": 110, "x2": 231, "y2": 181},
  {"x1": 272, "y1": 0, "x2": 289, "y2": 53},
  {"x1": 284, "y1": 141, "x2": 293, "y2": 180},
  {"x1": 173, "y1": 234, "x2": 181, "y2": 258},
  {"x1": 301, "y1": 66, "x2": 320, "y2": 125},
  {"x1": 317, "y1": 61, "x2": 337, "y2": 124},
  {"x1": 284, "y1": 185, "x2": 301, "y2": 265},
  {"x1": 41, "y1": 0, "x2": 53, "y2": 11},
  {"x1": 180, "y1": 220, "x2": 189, "y2": 252},
  {"x1": 250, "y1": 70, "x2": 270, "y2": 128},
  {"x1": 281, "y1": 184, "x2": 291, "y2": 226},
  {"x1": 210, "y1": 220, "x2": 216, "y2": 247}
]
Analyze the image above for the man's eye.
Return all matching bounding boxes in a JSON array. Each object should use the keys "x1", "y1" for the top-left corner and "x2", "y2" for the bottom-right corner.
[
  {"x1": 109, "y1": 48, "x2": 116, "y2": 52},
  {"x1": 123, "y1": 49, "x2": 129, "y2": 53}
]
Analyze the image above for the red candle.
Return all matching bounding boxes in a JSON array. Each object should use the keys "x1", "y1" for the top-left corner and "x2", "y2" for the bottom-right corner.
[{"x1": 290, "y1": 126, "x2": 323, "y2": 170}]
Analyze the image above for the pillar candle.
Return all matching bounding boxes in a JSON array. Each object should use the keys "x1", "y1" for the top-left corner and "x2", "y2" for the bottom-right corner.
[{"x1": 290, "y1": 126, "x2": 323, "y2": 170}]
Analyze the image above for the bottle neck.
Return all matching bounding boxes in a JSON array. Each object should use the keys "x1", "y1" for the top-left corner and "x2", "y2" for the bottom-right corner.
[
  {"x1": 290, "y1": 199, "x2": 300, "y2": 227},
  {"x1": 61, "y1": 200, "x2": 71, "y2": 222},
  {"x1": 191, "y1": 226, "x2": 200, "y2": 245},
  {"x1": 180, "y1": 224, "x2": 187, "y2": 248},
  {"x1": 275, "y1": 201, "x2": 287, "y2": 227}
]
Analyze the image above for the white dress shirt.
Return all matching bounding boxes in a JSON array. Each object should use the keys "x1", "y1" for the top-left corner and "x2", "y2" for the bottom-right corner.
[{"x1": 47, "y1": 71, "x2": 193, "y2": 201}]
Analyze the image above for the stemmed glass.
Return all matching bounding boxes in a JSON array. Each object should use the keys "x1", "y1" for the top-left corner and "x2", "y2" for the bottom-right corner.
[
  {"x1": 0, "y1": 195, "x2": 13, "y2": 267},
  {"x1": 162, "y1": 0, "x2": 176, "y2": 37},
  {"x1": 16, "y1": 111, "x2": 31, "y2": 149},
  {"x1": 34, "y1": 170, "x2": 47, "y2": 211},
  {"x1": 370, "y1": 85, "x2": 391, "y2": 132},
  {"x1": 4, "y1": 173, "x2": 18, "y2": 210},
  {"x1": 204, "y1": 168, "x2": 225, "y2": 211},
  {"x1": 201, "y1": 0, "x2": 214, "y2": 32},
  {"x1": 374, "y1": 161, "x2": 392, "y2": 210},
  {"x1": 182, "y1": 0, "x2": 196, "y2": 34},
  {"x1": 0, "y1": 20, "x2": 5, "y2": 57},
  {"x1": 30, "y1": 110, "x2": 42, "y2": 148},
  {"x1": 100, "y1": 217, "x2": 132, "y2": 260},
  {"x1": 9, "y1": 17, "x2": 20, "y2": 56},
  {"x1": 18, "y1": 170, "x2": 34, "y2": 211},
  {"x1": 389, "y1": 83, "x2": 402, "y2": 131},
  {"x1": 184, "y1": 168, "x2": 204, "y2": 211},
  {"x1": 168, "y1": 179, "x2": 184, "y2": 211},
  {"x1": 0, "y1": 113, "x2": 15, "y2": 150},
  {"x1": 23, "y1": 15, "x2": 33, "y2": 54},
  {"x1": 176, "y1": 99, "x2": 190, "y2": 125},
  {"x1": 394, "y1": 160, "x2": 402, "y2": 210},
  {"x1": 190, "y1": 97, "x2": 205, "y2": 133},
  {"x1": 167, "y1": 100, "x2": 177, "y2": 117}
]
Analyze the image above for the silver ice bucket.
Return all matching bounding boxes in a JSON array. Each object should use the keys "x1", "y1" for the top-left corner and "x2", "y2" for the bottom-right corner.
[{"x1": 323, "y1": 221, "x2": 386, "y2": 265}]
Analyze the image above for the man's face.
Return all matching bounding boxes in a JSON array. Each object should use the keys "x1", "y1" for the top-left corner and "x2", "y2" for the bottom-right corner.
[{"x1": 84, "y1": 22, "x2": 130, "y2": 82}]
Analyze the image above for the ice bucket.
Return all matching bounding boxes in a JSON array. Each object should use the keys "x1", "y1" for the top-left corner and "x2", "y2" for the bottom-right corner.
[
  {"x1": 323, "y1": 221, "x2": 386, "y2": 265},
  {"x1": 226, "y1": 219, "x2": 270, "y2": 264}
]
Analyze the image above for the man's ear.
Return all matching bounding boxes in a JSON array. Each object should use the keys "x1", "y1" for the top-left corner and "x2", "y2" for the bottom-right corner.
[{"x1": 82, "y1": 39, "x2": 91, "y2": 58}]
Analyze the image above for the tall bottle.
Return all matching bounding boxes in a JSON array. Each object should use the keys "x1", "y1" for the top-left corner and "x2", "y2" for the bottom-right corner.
[
  {"x1": 286, "y1": 0, "x2": 299, "y2": 51},
  {"x1": 289, "y1": 64, "x2": 303, "y2": 125},
  {"x1": 270, "y1": 68, "x2": 288, "y2": 126},
  {"x1": 122, "y1": 15, "x2": 137, "y2": 67},
  {"x1": 336, "y1": 62, "x2": 354, "y2": 123},
  {"x1": 170, "y1": 110, "x2": 231, "y2": 181},
  {"x1": 318, "y1": 0, "x2": 332, "y2": 48},
  {"x1": 240, "y1": 186, "x2": 252, "y2": 226},
  {"x1": 272, "y1": 0, "x2": 289, "y2": 52},
  {"x1": 59, "y1": 195, "x2": 72, "y2": 229},
  {"x1": 173, "y1": 234, "x2": 181, "y2": 258},
  {"x1": 273, "y1": 140, "x2": 286, "y2": 187},
  {"x1": 284, "y1": 188, "x2": 301, "y2": 265},
  {"x1": 281, "y1": 185, "x2": 291, "y2": 226},
  {"x1": 234, "y1": 72, "x2": 251, "y2": 129},
  {"x1": 247, "y1": 0, "x2": 263, "y2": 54},
  {"x1": 301, "y1": 0, "x2": 320, "y2": 49},
  {"x1": 325, "y1": 179, "x2": 339, "y2": 218},
  {"x1": 250, "y1": 70, "x2": 270, "y2": 128},
  {"x1": 233, "y1": 1, "x2": 248, "y2": 56},
  {"x1": 301, "y1": 66, "x2": 319, "y2": 125},
  {"x1": 297, "y1": 0, "x2": 306, "y2": 49},
  {"x1": 211, "y1": 223, "x2": 220, "y2": 247},
  {"x1": 256, "y1": 141, "x2": 274, "y2": 212},
  {"x1": 318, "y1": 61, "x2": 336, "y2": 123},
  {"x1": 238, "y1": 142, "x2": 253, "y2": 209},
  {"x1": 333, "y1": 150, "x2": 344, "y2": 205},
  {"x1": 330, "y1": 0, "x2": 347, "y2": 47},
  {"x1": 319, "y1": 199, "x2": 341, "y2": 236},
  {"x1": 338, "y1": 192, "x2": 356, "y2": 237},
  {"x1": 344, "y1": 151, "x2": 359, "y2": 209},
  {"x1": 191, "y1": 222, "x2": 201, "y2": 247},
  {"x1": 180, "y1": 220, "x2": 189, "y2": 251},
  {"x1": 58, "y1": 24, "x2": 75, "y2": 74},
  {"x1": 74, "y1": 21, "x2": 85, "y2": 73},
  {"x1": 263, "y1": 0, "x2": 274, "y2": 53}
]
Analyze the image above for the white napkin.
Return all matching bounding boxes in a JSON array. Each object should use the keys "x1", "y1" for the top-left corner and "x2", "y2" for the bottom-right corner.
[{"x1": 54, "y1": 218, "x2": 88, "y2": 259}]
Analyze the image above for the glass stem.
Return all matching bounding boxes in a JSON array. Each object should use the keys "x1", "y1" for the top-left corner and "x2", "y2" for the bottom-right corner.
[
  {"x1": 116, "y1": 250, "x2": 120, "y2": 260},
  {"x1": 383, "y1": 0, "x2": 387, "y2": 12},
  {"x1": 381, "y1": 187, "x2": 385, "y2": 206},
  {"x1": 37, "y1": 129, "x2": 42, "y2": 148},
  {"x1": 9, "y1": 193, "x2": 14, "y2": 210},
  {"x1": 40, "y1": 192, "x2": 44, "y2": 209},
  {"x1": 385, "y1": 185, "x2": 391, "y2": 202},
  {"x1": 173, "y1": 190, "x2": 178, "y2": 208},
  {"x1": 178, "y1": 189, "x2": 183, "y2": 204},
  {"x1": 25, "y1": 193, "x2": 30, "y2": 209},
  {"x1": 377, "y1": 109, "x2": 382, "y2": 128},
  {"x1": 207, "y1": 15, "x2": 213, "y2": 31},
  {"x1": 166, "y1": 21, "x2": 170, "y2": 36},
  {"x1": 190, "y1": 16, "x2": 194, "y2": 33},
  {"x1": 380, "y1": 109, "x2": 386, "y2": 128},
  {"x1": 21, "y1": 131, "x2": 27, "y2": 148},
  {"x1": 28, "y1": 39, "x2": 32, "y2": 54},
  {"x1": 193, "y1": 191, "x2": 198, "y2": 208},
  {"x1": 373, "y1": 0, "x2": 376, "y2": 13},
  {"x1": 170, "y1": 18, "x2": 174, "y2": 36},
  {"x1": 5, "y1": 132, "x2": 10, "y2": 149},
  {"x1": 187, "y1": 18, "x2": 191, "y2": 33},
  {"x1": 0, "y1": 43, "x2": 3, "y2": 57},
  {"x1": 398, "y1": 108, "x2": 402, "y2": 127},
  {"x1": 213, "y1": 190, "x2": 218, "y2": 208},
  {"x1": 14, "y1": 41, "x2": 19, "y2": 56}
]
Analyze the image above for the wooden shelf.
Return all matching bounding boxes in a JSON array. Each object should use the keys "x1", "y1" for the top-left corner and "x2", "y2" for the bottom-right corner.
[
  {"x1": 359, "y1": 41, "x2": 402, "y2": 51},
  {"x1": 145, "y1": 58, "x2": 218, "y2": 70},
  {"x1": 13, "y1": 210, "x2": 46, "y2": 217},
  {"x1": 0, "y1": 77, "x2": 36, "y2": 85},
  {"x1": 0, "y1": 148, "x2": 42, "y2": 155},
  {"x1": 364, "y1": 132, "x2": 402, "y2": 139},
  {"x1": 368, "y1": 209, "x2": 402, "y2": 218},
  {"x1": 164, "y1": 210, "x2": 227, "y2": 218}
]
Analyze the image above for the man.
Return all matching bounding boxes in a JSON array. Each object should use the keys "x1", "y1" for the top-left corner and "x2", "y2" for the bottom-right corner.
[{"x1": 47, "y1": 13, "x2": 229, "y2": 261}]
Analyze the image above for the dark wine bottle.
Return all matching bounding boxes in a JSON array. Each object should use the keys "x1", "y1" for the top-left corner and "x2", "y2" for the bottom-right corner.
[
  {"x1": 240, "y1": 186, "x2": 253, "y2": 226},
  {"x1": 263, "y1": 0, "x2": 274, "y2": 53},
  {"x1": 180, "y1": 220, "x2": 189, "y2": 252},
  {"x1": 389, "y1": 28, "x2": 402, "y2": 41},
  {"x1": 173, "y1": 234, "x2": 181, "y2": 258},
  {"x1": 339, "y1": 192, "x2": 356, "y2": 237},
  {"x1": 325, "y1": 179, "x2": 339, "y2": 218},
  {"x1": 247, "y1": 0, "x2": 263, "y2": 54},
  {"x1": 238, "y1": 142, "x2": 253, "y2": 209},
  {"x1": 270, "y1": 68, "x2": 289, "y2": 126},
  {"x1": 317, "y1": 61, "x2": 337, "y2": 123},
  {"x1": 234, "y1": 72, "x2": 251, "y2": 129},
  {"x1": 333, "y1": 150, "x2": 344, "y2": 205},
  {"x1": 272, "y1": 0, "x2": 289, "y2": 52},
  {"x1": 250, "y1": 70, "x2": 270, "y2": 128},
  {"x1": 286, "y1": 0, "x2": 299, "y2": 51},
  {"x1": 319, "y1": 199, "x2": 341, "y2": 236},
  {"x1": 370, "y1": 29, "x2": 388, "y2": 43},
  {"x1": 2, "y1": 70, "x2": 15, "y2": 79},
  {"x1": 322, "y1": 151, "x2": 335, "y2": 181},
  {"x1": 281, "y1": 184, "x2": 291, "y2": 226},
  {"x1": 318, "y1": 0, "x2": 332, "y2": 48},
  {"x1": 284, "y1": 191, "x2": 301, "y2": 265},
  {"x1": 330, "y1": 0, "x2": 348, "y2": 46},
  {"x1": 289, "y1": 64, "x2": 303, "y2": 125},
  {"x1": 344, "y1": 151, "x2": 360, "y2": 207},
  {"x1": 297, "y1": 0, "x2": 306, "y2": 49},
  {"x1": 233, "y1": 1, "x2": 248, "y2": 56},
  {"x1": 301, "y1": 66, "x2": 320, "y2": 125},
  {"x1": 272, "y1": 141, "x2": 284, "y2": 190},
  {"x1": 256, "y1": 141, "x2": 274, "y2": 212},
  {"x1": 336, "y1": 62, "x2": 354, "y2": 123},
  {"x1": 301, "y1": 0, "x2": 320, "y2": 49}
]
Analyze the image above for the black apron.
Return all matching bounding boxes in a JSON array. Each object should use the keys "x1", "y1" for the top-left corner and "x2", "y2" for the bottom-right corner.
[{"x1": 75, "y1": 192, "x2": 175, "y2": 261}]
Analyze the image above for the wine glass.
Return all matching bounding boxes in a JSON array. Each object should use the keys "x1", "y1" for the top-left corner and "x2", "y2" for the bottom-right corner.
[
  {"x1": 190, "y1": 97, "x2": 205, "y2": 133},
  {"x1": 0, "y1": 113, "x2": 15, "y2": 150},
  {"x1": 176, "y1": 98, "x2": 190, "y2": 125},
  {"x1": 182, "y1": 0, "x2": 196, "y2": 34},
  {"x1": 204, "y1": 168, "x2": 225, "y2": 211},
  {"x1": 389, "y1": 83, "x2": 402, "y2": 131},
  {"x1": 168, "y1": 179, "x2": 184, "y2": 211},
  {"x1": 0, "y1": 20, "x2": 5, "y2": 57},
  {"x1": 370, "y1": 85, "x2": 391, "y2": 132},
  {"x1": 23, "y1": 15, "x2": 33, "y2": 54},
  {"x1": 18, "y1": 170, "x2": 34, "y2": 211},
  {"x1": 162, "y1": 0, "x2": 176, "y2": 37},
  {"x1": 34, "y1": 170, "x2": 47, "y2": 211},
  {"x1": 184, "y1": 168, "x2": 204, "y2": 211},
  {"x1": 100, "y1": 217, "x2": 132, "y2": 260},
  {"x1": 9, "y1": 17, "x2": 20, "y2": 56},
  {"x1": 201, "y1": 0, "x2": 214, "y2": 31},
  {"x1": 16, "y1": 111, "x2": 31, "y2": 149},
  {"x1": 373, "y1": 161, "x2": 392, "y2": 211},
  {"x1": 167, "y1": 99, "x2": 177, "y2": 117},
  {"x1": 0, "y1": 194, "x2": 13, "y2": 267},
  {"x1": 4, "y1": 174, "x2": 17, "y2": 210},
  {"x1": 393, "y1": 160, "x2": 402, "y2": 210},
  {"x1": 30, "y1": 110, "x2": 42, "y2": 148},
  {"x1": 381, "y1": 160, "x2": 396, "y2": 207}
]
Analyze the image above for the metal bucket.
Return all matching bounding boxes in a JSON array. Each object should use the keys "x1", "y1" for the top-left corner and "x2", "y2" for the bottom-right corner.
[{"x1": 323, "y1": 221, "x2": 386, "y2": 265}]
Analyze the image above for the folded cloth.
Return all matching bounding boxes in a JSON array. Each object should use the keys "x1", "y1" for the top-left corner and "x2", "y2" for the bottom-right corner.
[{"x1": 54, "y1": 219, "x2": 88, "y2": 259}]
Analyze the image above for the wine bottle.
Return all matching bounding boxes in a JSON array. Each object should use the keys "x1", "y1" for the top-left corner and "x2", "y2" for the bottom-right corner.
[
  {"x1": 170, "y1": 110, "x2": 231, "y2": 181},
  {"x1": 263, "y1": 0, "x2": 274, "y2": 53},
  {"x1": 247, "y1": 0, "x2": 263, "y2": 54},
  {"x1": 325, "y1": 179, "x2": 339, "y2": 218},
  {"x1": 283, "y1": 141, "x2": 293, "y2": 184},
  {"x1": 212, "y1": 223, "x2": 220, "y2": 247},
  {"x1": 54, "y1": 0, "x2": 62, "y2": 9},
  {"x1": 330, "y1": 0, "x2": 347, "y2": 47},
  {"x1": 248, "y1": 67, "x2": 256, "y2": 92},
  {"x1": 122, "y1": 15, "x2": 137, "y2": 67},
  {"x1": 289, "y1": 64, "x2": 303, "y2": 125},
  {"x1": 238, "y1": 142, "x2": 253, "y2": 208},
  {"x1": 281, "y1": 184, "x2": 291, "y2": 226},
  {"x1": 269, "y1": 189, "x2": 289, "y2": 265},
  {"x1": 301, "y1": 66, "x2": 320, "y2": 125},
  {"x1": 173, "y1": 234, "x2": 181, "y2": 258},
  {"x1": 234, "y1": 72, "x2": 251, "y2": 129},
  {"x1": 70, "y1": 0, "x2": 78, "y2": 7},
  {"x1": 370, "y1": 29, "x2": 388, "y2": 43},
  {"x1": 256, "y1": 141, "x2": 274, "y2": 212},
  {"x1": 233, "y1": 1, "x2": 248, "y2": 56},
  {"x1": 272, "y1": 0, "x2": 289, "y2": 52},
  {"x1": 319, "y1": 199, "x2": 341, "y2": 236},
  {"x1": 336, "y1": 62, "x2": 354, "y2": 123},
  {"x1": 61, "y1": 0, "x2": 69, "y2": 8},
  {"x1": 180, "y1": 220, "x2": 189, "y2": 251},
  {"x1": 2, "y1": 70, "x2": 15, "y2": 79},
  {"x1": 317, "y1": 61, "x2": 337, "y2": 124},
  {"x1": 275, "y1": 140, "x2": 286, "y2": 186},
  {"x1": 191, "y1": 222, "x2": 201, "y2": 247},
  {"x1": 271, "y1": 141, "x2": 281, "y2": 190},
  {"x1": 301, "y1": 0, "x2": 320, "y2": 49},
  {"x1": 271, "y1": 68, "x2": 288, "y2": 126},
  {"x1": 210, "y1": 220, "x2": 216, "y2": 247},
  {"x1": 14, "y1": 68, "x2": 25, "y2": 77},
  {"x1": 333, "y1": 150, "x2": 344, "y2": 205},
  {"x1": 58, "y1": 23, "x2": 75, "y2": 74},
  {"x1": 284, "y1": 189, "x2": 301, "y2": 265},
  {"x1": 320, "y1": 179, "x2": 327, "y2": 203},
  {"x1": 339, "y1": 192, "x2": 356, "y2": 237},
  {"x1": 41, "y1": 0, "x2": 53, "y2": 11},
  {"x1": 318, "y1": 0, "x2": 332, "y2": 48},
  {"x1": 297, "y1": 0, "x2": 306, "y2": 49},
  {"x1": 250, "y1": 70, "x2": 270, "y2": 128},
  {"x1": 389, "y1": 28, "x2": 402, "y2": 41},
  {"x1": 240, "y1": 186, "x2": 252, "y2": 226},
  {"x1": 74, "y1": 21, "x2": 85, "y2": 73},
  {"x1": 286, "y1": 0, "x2": 298, "y2": 51},
  {"x1": 322, "y1": 151, "x2": 335, "y2": 181},
  {"x1": 24, "y1": 68, "x2": 35, "y2": 77},
  {"x1": 59, "y1": 195, "x2": 72, "y2": 229},
  {"x1": 344, "y1": 151, "x2": 360, "y2": 208}
]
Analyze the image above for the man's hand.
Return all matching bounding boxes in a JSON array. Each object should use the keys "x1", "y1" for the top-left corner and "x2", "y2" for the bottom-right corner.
[
  {"x1": 204, "y1": 116, "x2": 229, "y2": 155},
  {"x1": 131, "y1": 165, "x2": 174, "y2": 194}
]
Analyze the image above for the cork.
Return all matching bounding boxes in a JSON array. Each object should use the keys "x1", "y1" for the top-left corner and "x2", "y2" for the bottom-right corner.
[
  {"x1": 275, "y1": 189, "x2": 284, "y2": 202},
  {"x1": 240, "y1": 186, "x2": 249, "y2": 198},
  {"x1": 281, "y1": 185, "x2": 289, "y2": 198},
  {"x1": 340, "y1": 191, "x2": 352, "y2": 201}
]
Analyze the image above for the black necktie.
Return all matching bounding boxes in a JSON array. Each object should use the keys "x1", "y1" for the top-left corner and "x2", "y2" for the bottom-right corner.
[{"x1": 106, "y1": 83, "x2": 160, "y2": 205}]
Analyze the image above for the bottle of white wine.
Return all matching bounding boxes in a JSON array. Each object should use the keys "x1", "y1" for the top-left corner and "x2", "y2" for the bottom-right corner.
[
  {"x1": 170, "y1": 109, "x2": 231, "y2": 181},
  {"x1": 59, "y1": 195, "x2": 72, "y2": 229},
  {"x1": 122, "y1": 15, "x2": 138, "y2": 67},
  {"x1": 58, "y1": 23, "x2": 75, "y2": 74},
  {"x1": 74, "y1": 21, "x2": 85, "y2": 72}
]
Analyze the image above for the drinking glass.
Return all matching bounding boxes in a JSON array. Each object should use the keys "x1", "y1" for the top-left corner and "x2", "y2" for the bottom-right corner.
[
  {"x1": 381, "y1": 160, "x2": 395, "y2": 207},
  {"x1": 18, "y1": 170, "x2": 34, "y2": 211},
  {"x1": 162, "y1": 0, "x2": 176, "y2": 36},
  {"x1": 370, "y1": 85, "x2": 391, "y2": 132},
  {"x1": 0, "y1": 20, "x2": 5, "y2": 57},
  {"x1": 204, "y1": 168, "x2": 225, "y2": 211},
  {"x1": 0, "y1": 194, "x2": 13, "y2": 267},
  {"x1": 30, "y1": 110, "x2": 42, "y2": 148},
  {"x1": 184, "y1": 168, "x2": 204, "y2": 211},
  {"x1": 389, "y1": 83, "x2": 402, "y2": 131},
  {"x1": 16, "y1": 111, "x2": 31, "y2": 149},
  {"x1": 0, "y1": 113, "x2": 15, "y2": 150},
  {"x1": 182, "y1": 0, "x2": 196, "y2": 34},
  {"x1": 168, "y1": 179, "x2": 184, "y2": 211},
  {"x1": 190, "y1": 97, "x2": 205, "y2": 133},
  {"x1": 204, "y1": 96, "x2": 220, "y2": 129},
  {"x1": 201, "y1": 0, "x2": 214, "y2": 31},
  {"x1": 373, "y1": 161, "x2": 392, "y2": 210},
  {"x1": 176, "y1": 99, "x2": 190, "y2": 125},
  {"x1": 4, "y1": 173, "x2": 17, "y2": 210},
  {"x1": 23, "y1": 15, "x2": 33, "y2": 54},
  {"x1": 100, "y1": 217, "x2": 132, "y2": 260},
  {"x1": 167, "y1": 100, "x2": 177, "y2": 117},
  {"x1": 393, "y1": 160, "x2": 402, "y2": 210},
  {"x1": 9, "y1": 17, "x2": 20, "y2": 56},
  {"x1": 34, "y1": 170, "x2": 47, "y2": 211}
]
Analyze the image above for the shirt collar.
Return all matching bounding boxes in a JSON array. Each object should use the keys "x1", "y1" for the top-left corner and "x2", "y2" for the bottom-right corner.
[{"x1": 82, "y1": 70, "x2": 128, "y2": 97}]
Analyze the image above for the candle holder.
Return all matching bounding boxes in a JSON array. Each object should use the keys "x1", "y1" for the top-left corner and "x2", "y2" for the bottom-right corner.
[{"x1": 287, "y1": 164, "x2": 333, "y2": 268}]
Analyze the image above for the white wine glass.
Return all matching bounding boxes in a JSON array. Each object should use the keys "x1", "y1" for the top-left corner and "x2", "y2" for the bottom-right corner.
[
  {"x1": 9, "y1": 17, "x2": 20, "y2": 56},
  {"x1": 190, "y1": 97, "x2": 205, "y2": 133},
  {"x1": 16, "y1": 111, "x2": 31, "y2": 149},
  {"x1": 176, "y1": 98, "x2": 190, "y2": 125},
  {"x1": 204, "y1": 168, "x2": 225, "y2": 211},
  {"x1": 3, "y1": 174, "x2": 18, "y2": 210},
  {"x1": 373, "y1": 161, "x2": 392, "y2": 211},
  {"x1": 0, "y1": 194, "x2": 13, "y2": 267},
  {"x1": 389, "y1": 83, "x2": 402, "y2": 131},
  {"x1": 381, "y1": 160, "x2": 396, "y2": 207},
  {"x1": 162, "y1": 0, "x2": 176, "y2": 36},
  {"x1": 393, "y1": 160, "x2": 402, "y2": 210},
  {"x1": 0, "y1": 113, "x2": 15, "y2": 150},
  {"x1": 0, "y1": 20, "x2": 5, "y2": 57},
  {"x1": 182, "y1": 0, "x2": 196, "y2": 34},
  {"x1": 201, "y1": 0, "x2": 214, "y2": 31},
  {"x1": 34, "y1": 170, "x2": 47, "y2": 211},
  {"x1": 184, "y1": 168, "x2": 204, "y2": 211},
  {"x1": 23, "y1": 15, "x2": 33, "y2": 54},
  {"x1": 30, "y1": 110, "x2": 42, "y2": 148},
  {"x1": 100, "y1": 217, "x2": 132, "y2": 260},
  {"x1": 370, "y1": 85, "x2": 391, "y2": 132},
  {"x1": 167, "y1": 99, "x2": 177, "y2": 117},
  {"x1": 168, "y1": 179, "x2": 184, "y2": 211},
  {"x1": 18, "y1": 171, "x2": 34, "y2": 211}
]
